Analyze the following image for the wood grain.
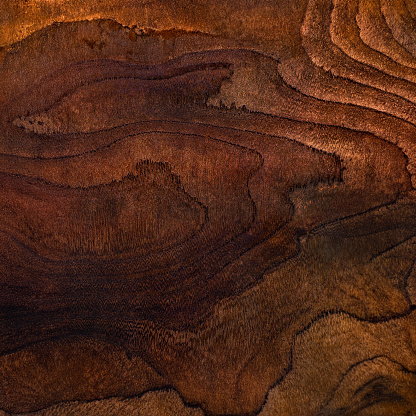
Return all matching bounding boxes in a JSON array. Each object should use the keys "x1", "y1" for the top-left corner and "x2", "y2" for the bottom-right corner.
[{"x1": 0, "y1": 0, "x2": 415, "y2": 415}]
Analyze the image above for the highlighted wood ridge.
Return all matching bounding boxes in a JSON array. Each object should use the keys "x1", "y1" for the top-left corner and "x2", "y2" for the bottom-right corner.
[{"x1": 0, "y1": 0, "x2": 415, "y2": 415}]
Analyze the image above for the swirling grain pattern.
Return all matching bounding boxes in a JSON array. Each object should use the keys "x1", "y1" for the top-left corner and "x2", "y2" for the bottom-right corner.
[{"x1": 0, "y1": 0, "x2": 415, "y2": 415}]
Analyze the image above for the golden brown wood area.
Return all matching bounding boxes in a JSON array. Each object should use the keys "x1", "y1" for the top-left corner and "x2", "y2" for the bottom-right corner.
[{"x1": 1, "y1": 1, "x2": 416, "y2": 415}]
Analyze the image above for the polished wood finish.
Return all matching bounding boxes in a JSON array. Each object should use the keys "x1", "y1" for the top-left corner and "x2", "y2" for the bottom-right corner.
[{"x1": 1, "y1": 1, "x2": 416, "y2": 415}]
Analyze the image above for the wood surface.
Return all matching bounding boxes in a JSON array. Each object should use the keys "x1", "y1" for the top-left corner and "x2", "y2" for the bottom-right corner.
[{"x1": 0, "y1": 0, "x2": 416, "y2": 415}]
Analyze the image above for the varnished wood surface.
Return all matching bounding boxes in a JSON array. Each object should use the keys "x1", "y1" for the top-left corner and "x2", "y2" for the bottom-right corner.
[{"x1": 1, "y1": 1, "x2": 416, "y2": 415}]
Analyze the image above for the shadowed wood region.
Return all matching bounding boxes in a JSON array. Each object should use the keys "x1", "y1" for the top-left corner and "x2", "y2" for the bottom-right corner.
[{"x1": 0, "y1": 1, "x2": 416, "y2": 415}]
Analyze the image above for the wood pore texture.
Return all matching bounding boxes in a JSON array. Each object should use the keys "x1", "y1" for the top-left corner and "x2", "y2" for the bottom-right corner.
[{"x1": 1, "y1": 0, "x2": 416, "y2": 415}]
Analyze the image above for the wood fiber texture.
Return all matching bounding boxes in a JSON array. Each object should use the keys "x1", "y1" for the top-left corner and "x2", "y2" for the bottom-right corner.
[{"x1": 1, "y1": 0, "x2": 416, "y2": 415}]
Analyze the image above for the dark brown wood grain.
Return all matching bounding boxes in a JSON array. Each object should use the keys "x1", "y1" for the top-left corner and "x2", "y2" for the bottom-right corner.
[{"x1": 0, "y1": 1, "x2": 416, "y2": 415}]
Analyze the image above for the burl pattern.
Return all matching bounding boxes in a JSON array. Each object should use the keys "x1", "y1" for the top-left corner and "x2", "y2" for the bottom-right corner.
[{"x1": 1, "y1": 0, "x2": 416, "y2": 415}]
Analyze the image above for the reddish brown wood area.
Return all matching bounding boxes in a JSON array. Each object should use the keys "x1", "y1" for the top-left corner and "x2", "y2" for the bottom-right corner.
[{"x1": 0, "y1": 1, "x2": 416, "y2": 415}]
